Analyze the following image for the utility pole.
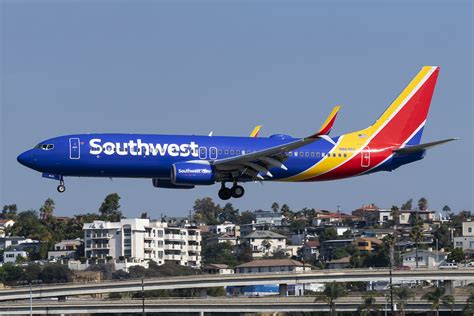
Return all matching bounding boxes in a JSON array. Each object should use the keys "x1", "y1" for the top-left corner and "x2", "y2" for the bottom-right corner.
[
  {"x1": 141, "y1": 277, "x2": 145, "y2": 316},
  {"x1": 29, "y1": 283, "x2": 32, "y2": 316}
]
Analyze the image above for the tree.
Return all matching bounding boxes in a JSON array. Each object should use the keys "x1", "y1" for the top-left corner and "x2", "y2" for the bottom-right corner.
[
  {"x1": 418, "y1": 197, "x2": 428, "y2": 211},
  {"x1": 422, "y1": 286, "x2": 455, "y2": 316},
  {"x1": 316, "y1": 282, "x2": 347, "y2": 316},
  {"x1": 271, "y1": 202, "x2": 280, "y2": 213},
  {"x1": 394, "y1": 287, "x2": 415, "y2": 316},
  {"x1": 447, "y1": 248, "x2": 464, "y2": 263},
  {"x1": 401, "y1": 199, "x2": 413, "y2": 210},
  {"x1": 358, "y1": 294, "x2": 379, "y2": 316},
  {"x1": 236, "y1": 244, "x2": 253, "y2": 263},
  {"x1": 39, "y1": 198, "x2": 55, "y2": 220},
  {"x1": 39, "y1": 264, "x2": 73, "y2": 283},
  {"x1": 1, "y1": 204, "x2": 17, "y2": 219},
  {"x1": 140, "y1": 212, "x2": 149, "y2": 219},
  {"x1": 390, "y1": 206, "x2": 400, "y2": 227},
  {"x1": 442, "y1": 205, "x2": 452, "y2": 219},
  {"x1": 434, "y1": 224, "x2": 451, "y2": 250},
  {"x1": 192, "y1": 197, "x2": 221, "y2": 225},
  {"x1": 280, "y1": 204, "x2": 294, "y2": 220},
  {"x1": 289, "y1": 219, "x2": 307, "y2": 232},
  {"x1": 410, "y1": 225, "x2": 424, "y2": 268},
  {"x1": 219, "y1": 203, "x2": 239, "y2": 223},
  {"x1": 463, "y1": 291, "x2": 474, "y2": 315},
  {"x1": 238, "y1": 211, "x2": 255, "y2": 225},
  {"x1": 99, "y1": 193, "x2": 122, "y2": 222},
  {"x1": 383, "y1": 234, "x2": 395, "y2": 270},
  {"x1": 319, "y1": 227, "x2": 338, "y2": 242},
  {"x1": 202, "y1": 241, "x2": 238, "y2": 267}
]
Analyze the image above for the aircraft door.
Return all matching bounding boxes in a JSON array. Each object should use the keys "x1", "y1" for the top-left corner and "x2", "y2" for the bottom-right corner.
[
  {"x1": 209, "y1": 147, "x2": 217, "y2": 159},
  {"x1": 199, "y1": 147, "x2": 207, "y2": 159},
  {"x1": 69, "y1": 138, "x2": 80, "y2": 159},
  {"x1": 361, "y1": 146, "x2": 370, "y2": 167}
]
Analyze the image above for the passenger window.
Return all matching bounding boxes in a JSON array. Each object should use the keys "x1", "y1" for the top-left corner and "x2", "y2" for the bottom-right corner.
[
  {"x1": 218, "y1": 149, "x2": 222, "y2": 154},
  {"x1": 310, "y1": 152, "x2": 314, "y2": 157},
  {"x1": 333, "y1": 153, "x2": 336, "y2": 157},
  {"x1": 289, "y1": 152, "x2": 293, "y2": 156},
  {"x1": 225, "y1": 150, "x2": 229, "y2": 155},
  {"x1": 338, "y1": 153, "x2": 341, "y2": 157},
  {"x1": 300, "y1": 152, "x2": 304, "y2": 157},
  {"x1": 316, "y1": 152, "x2": 320, "y2": 157},
  {"x1": 305, "y1": 152, "x2": 309, "y2": 157},
  {"x1": 236, "y1": 150, "x2": 241, "y2": 155},
  {"x1": 230, "y1": 150, "x2": 235, "y2": 155},
  {"x1": 344, "y1": 153, "x2": 347, "y2": 157}
]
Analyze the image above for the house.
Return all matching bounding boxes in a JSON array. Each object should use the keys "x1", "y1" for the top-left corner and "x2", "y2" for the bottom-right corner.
[
  {"x1": 401, "y1": 250, "x2": 448, "y2": 269},
  {"x1": 254, "y1": 210, "x2": 285, "y2": 227},
  {"x1": 0, "y1": 236, "x2": 33, "y2": 250},
  {"x1": 398, "y1": 210, "x2": 435, "y2": 225},
  {"x1": 0, "y1": 219, "x2": 15, "y2": 238},
  {"x1": 363, "y1": 209, "x2": 393, "y2": 227},
  {"x1": 327, "y1": 256, "x2": 351, "y2": 269},
  {"x1": 453, "y1": 221, "x2": 474, "y2": 251},
  {"x1": 360, "y1": 229, "x2": 396, "y2": 239},
  {"x1": 241, "y1": 231, "x2": 287, "y2": 258},
  {"x1": 217, "y1": 233, "x2": 239, "y2": 246},
  {"x1": 234, "y1": 259, "x2": 311, "y2": 274},
  {"x1": 3, "y1": 249, "x2": 28, "y2": 263},
  {"x1": 311, "y1": 212, "x2": 347, "y2": 227},
  {"x1": 47, "y1": 239, "x2": 83, "y2": 260},
  {"x1": 320, "y1": 239, "x2": 353, "y2": 260},
  {"x1": 300, "y1": 240, "x2": 320, "y2": 259},
  {"x1": 354, "y1": 237, "x2": 382, "y2": 253},
  {"x1": 203, "y1": 263, "x2": 234, "y2": 275},
  {"x1": 208, "y1": 222, "x2": 240, "y2": 236}
]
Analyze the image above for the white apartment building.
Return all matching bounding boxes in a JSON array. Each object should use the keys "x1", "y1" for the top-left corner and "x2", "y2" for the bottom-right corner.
[
  {"x1": 453, "y1": 221, "x2": 474, "y2": 251},
  {"x1": 242, "y1": 231, "x2": 287, "y2": 258},
  {"x1": 83, "y1": 219, "x2": 201, "y2": 268}
]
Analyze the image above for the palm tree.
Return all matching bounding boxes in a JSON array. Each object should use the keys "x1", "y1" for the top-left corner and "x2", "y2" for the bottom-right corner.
[
  {"x1": 422, "y1": 286, "x2": 455, "y2": 316},
  {"x1": 316, "y1": 281, "x2": 347, "y2": 316},
  {"x1": 442, "y1": 205, "x2": 452, "y2": 220},
  {"x1": 394, "y1": 286, "x2": 415, "y2": 316},
  {"x1": 390, "y1": 205, "x2": 400, "y2": 227},
  {"x1": 463, "y1": 291, "x2": 474, "y2": 315},
  {"x1": 410, "y1": 225, "x2": 424, "y2": 269},
  {"x1": 358, "y1": 294, "x2": 379, "y2": 316},
  {"x1": 418, "y1": 197, "x2": 428, "y2": 211}
]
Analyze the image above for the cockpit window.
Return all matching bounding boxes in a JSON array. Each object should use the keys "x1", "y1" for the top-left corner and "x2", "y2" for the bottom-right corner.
[{"x1": 35, "y1": 144, "x2": 54, "y2": 150}]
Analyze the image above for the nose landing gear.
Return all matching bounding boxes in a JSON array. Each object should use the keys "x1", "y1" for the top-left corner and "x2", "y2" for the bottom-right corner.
[
  {"x1": 57, "y1": 179, "x2": 66, "y2": 193},
  {"x1": 218, "y1": 182, "x2": 245, "y2": 200}
]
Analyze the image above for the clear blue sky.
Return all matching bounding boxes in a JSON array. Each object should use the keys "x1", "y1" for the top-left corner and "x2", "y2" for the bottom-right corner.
[{"x1": 1, "y1": 1, "x2": 472, "y2": 218}]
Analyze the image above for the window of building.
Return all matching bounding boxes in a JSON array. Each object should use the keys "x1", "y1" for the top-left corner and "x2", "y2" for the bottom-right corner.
[{"x1": 469, "y1": 227, "x2": 473, "y2": 233}]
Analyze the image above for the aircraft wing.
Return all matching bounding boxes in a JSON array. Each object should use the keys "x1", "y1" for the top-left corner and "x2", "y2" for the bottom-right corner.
[
  {"x1": 394, "y1": 138, "x2": 458, "y2": 155},
  {"x1": 212, "y1": 106, "x2": 341, "y2": 180}
]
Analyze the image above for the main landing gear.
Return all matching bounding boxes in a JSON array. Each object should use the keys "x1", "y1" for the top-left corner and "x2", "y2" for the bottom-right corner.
[
  {"x1": 218, "y1": 182, "x2": 245, "y2": 200},
  {"x1": 57, "y1": 179, "x2": 66, "y2": 193}
]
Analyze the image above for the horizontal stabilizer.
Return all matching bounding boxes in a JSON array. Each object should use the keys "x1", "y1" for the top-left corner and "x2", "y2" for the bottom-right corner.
[{"x1": 394, "y1": 138, "x2": 458, "y2": 155}]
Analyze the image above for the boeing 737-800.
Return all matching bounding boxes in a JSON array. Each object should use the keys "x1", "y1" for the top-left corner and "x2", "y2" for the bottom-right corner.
[{"x1": 17, "y1": 66, "x2": 456, "y2": 200}]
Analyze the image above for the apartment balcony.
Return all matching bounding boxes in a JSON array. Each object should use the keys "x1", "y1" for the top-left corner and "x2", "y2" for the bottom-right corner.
[
  {"x1": 186, "y1": 255, "x2": 201, "y2": 261},
  {"x1": 164, "y1": 244, "x2": 183, "y2": 250},
  {"x1": 165, "y1": 234, "x2": 185, "y2": 241},
  {"x1": 187, "y1": 235, "x2": 200, "y2": 241},
  {"x1": 187, "y1": 245, "x2": 201, "y2": 251},
  {"x1": 144, "y1": 235, "x2": 155, "y2": 240},
  {"x1": 89, "y1": 234, "x2": 111, "y2": 239},
  {"x1": 90, "y1": 244, "x2": 110, "y2": 249},
  {"x1": 144, "y1": 244, "x2": 154, "y2": 250},
  {"x1": 164, "y1": 254, "x2": 182, "y2": 261}
]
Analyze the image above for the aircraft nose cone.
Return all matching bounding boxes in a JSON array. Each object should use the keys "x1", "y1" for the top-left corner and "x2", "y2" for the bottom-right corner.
[{"x1": 17, "y1": 150, "x2": 34, "y2": 168}]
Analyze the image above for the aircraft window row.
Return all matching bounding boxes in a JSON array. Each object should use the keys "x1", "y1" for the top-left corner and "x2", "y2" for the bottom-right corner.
[
  {"x1": 35, "y1": 144, "x2": 54, "y2": 150},
  {"x1": 288, "y1": 151, "x2": 348, "y2": 158}
]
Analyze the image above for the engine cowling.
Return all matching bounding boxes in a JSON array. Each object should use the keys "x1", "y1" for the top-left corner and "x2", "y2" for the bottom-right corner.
[
  {"x1": 152, "y1": 178, "x2": 194, "y2": 189},
  {"x1": 171, "y1": 162, "x2": 215, "y2": 186}
]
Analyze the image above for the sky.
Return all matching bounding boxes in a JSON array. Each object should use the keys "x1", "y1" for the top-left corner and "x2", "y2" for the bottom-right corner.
[{"x1": 1, "y1": 0, "x2": 472, "y2": 218}]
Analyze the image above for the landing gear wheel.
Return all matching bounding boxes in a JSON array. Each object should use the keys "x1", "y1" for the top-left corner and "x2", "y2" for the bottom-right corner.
[
  {"x1": 57, "y1": 184, "x2": 66, "y2": 193},
  {"x1": 231, "y1": 185, "x2": 245, "y2": 198},
  {"x1": 218, "y1": 187, "x2": 232, "y2": 200}
]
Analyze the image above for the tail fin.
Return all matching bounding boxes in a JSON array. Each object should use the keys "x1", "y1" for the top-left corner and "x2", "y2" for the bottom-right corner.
[{"x1": 368, "y1": 66, "x2": 440, "y2": 146}]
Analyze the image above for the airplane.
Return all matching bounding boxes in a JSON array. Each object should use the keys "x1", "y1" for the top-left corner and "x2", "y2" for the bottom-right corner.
[{"x1": 17, "y1": 66, "x2": 457, "y2": 200}]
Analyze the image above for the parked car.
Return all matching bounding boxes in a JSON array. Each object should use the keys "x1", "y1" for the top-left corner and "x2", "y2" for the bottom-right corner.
[{"x1": 439, "y1": 262, "x2": 459, "y2": 269}]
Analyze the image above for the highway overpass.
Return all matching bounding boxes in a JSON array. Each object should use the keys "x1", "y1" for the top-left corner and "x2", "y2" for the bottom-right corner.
[
  {"x1": 1, "y1": 268, "x2": 473, "y2": 301},
  {"x1": 0, "y1": 297, "x2": 469, "y2": 314}
]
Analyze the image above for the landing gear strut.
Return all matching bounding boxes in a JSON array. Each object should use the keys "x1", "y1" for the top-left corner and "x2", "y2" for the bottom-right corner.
[
  {"x1": 57, "y1": 178, "x2": 66, "y2": 193},
  {"x1": 218, "y1": 182, "x2": 245, "y2": 200}
]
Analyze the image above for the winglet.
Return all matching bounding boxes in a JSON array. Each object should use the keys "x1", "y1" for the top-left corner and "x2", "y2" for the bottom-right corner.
[
  {"x1": 250, "y1": 125, "x2": 263, "y2": 138},
  {"x1": 309, "y1": 105, "x2": 341, "y2": 138}
]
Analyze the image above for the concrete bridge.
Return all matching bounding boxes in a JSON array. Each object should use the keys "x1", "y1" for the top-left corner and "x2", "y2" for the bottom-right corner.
[{"x1": 1, "y1": 268, "x2": 473, "y2": 301}]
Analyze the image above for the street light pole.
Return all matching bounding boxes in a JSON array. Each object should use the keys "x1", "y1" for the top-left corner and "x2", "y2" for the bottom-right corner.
[
  {"x1": 141, "y1": 277, "x2": 145, "y2": 316},
  {"x1": 29, "y1": 283, "x2": 32, "y2": 316}
]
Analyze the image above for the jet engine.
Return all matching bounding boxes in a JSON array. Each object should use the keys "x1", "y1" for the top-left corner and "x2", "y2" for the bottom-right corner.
[
  {"x1": 152, "y1": 178, "x2": 194, "y2": 189},
  {"x1": 171, "y1": 162, "x2": 215, "y2": 186}
]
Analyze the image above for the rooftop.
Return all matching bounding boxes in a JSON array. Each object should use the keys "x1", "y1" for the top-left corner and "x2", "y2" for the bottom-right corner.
[{"x1": 243, "y1": 231, "x2": 286, "y2": 239}]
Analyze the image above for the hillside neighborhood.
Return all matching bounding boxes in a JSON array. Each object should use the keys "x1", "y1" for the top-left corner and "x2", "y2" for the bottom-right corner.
[{"x1": 1, "y1": 195, "x2": 471, "y2": 281}]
